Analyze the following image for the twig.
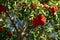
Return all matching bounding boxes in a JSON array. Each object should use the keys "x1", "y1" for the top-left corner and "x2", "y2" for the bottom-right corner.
[
  {"x1": 5, "y1": 11, "x2": 19, "y2": 32},
  {"x1": 5, "y1": 11, "x2": 21, "y2": 40}
]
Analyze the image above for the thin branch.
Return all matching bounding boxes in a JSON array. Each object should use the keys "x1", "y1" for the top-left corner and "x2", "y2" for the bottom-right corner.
[{"x1": 5, "y1": 11, "x2": 19, "y2": 32}]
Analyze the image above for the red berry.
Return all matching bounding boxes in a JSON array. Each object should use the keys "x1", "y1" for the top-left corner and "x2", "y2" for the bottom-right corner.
[
  {"x1": 42, "y1": 4, "x2": 48, "y2": 9},
  {"x1": 0, "y1": 6, "x2": 6, "y2": 14},
  {"x1": 32, "y1": 2, "x2": 38, "y2": 10},
  {"x1": 32, "y1": 14, "x2": 46, "y2": 27},
  {"x1": 49, "y1": 6, "x2": 58, "y2": 15},
  {"x1": 7, "y1": 31, "x2": 11, "y2": 36},
  {"x1": 0, "y1": 27, "x2": 3, "y2": 32},
  {"x1": 33, "y1": 2, "x2": 38, "y2": 7},
  {"x1": 54, "y1": 6, "x2": 58, "y2": 12}
]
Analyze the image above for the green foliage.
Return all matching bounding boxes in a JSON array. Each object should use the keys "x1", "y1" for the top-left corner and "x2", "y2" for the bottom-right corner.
[{"x1": 0, "y1": 0, "x2": 60, "y2": 40}]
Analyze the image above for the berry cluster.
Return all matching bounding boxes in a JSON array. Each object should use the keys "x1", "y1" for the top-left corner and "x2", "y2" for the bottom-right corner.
[
  {"x1": 0, "y1": 6, "x2": 6, "y2": 13},
  {"x1": 42, "y1": 4, "x2": 58, "y2": 15},
  {"x1": 32, "y1": 2, "x2": 38, "y2": 10},
  {"x1": 32, "y1": 14, "x2": 46, "y2": 27},
  {"x1": 49, "y1": 6, "x2": 58, "y2": 15}
]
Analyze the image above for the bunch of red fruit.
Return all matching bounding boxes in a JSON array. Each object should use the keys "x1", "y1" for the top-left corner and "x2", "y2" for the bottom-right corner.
[
  {"x1": 32, "y1": 14, "x2": 46, "y2": 27},
  {"x1": 42, "y1": 4, "x2": 58, "y2": 16},
  {"x1": 0, "y1": 27, "x2": 3, "y2": 32},
  {"x1": 0, "y1": 6, "x2": 6, "y2": 14},
  {"x1": 49, "y1": 6, "x2": 58, "y2": 15},
  {"x1": 32, "y1": 2, "x2": 38, "y2": 10},
  {"x1": 42, "y1": 4, "x2": 49, "y2": 10}
]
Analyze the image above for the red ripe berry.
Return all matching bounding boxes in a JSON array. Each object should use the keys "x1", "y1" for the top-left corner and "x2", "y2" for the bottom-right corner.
[
  {"x1": 7, "y1": 31, "x2": 11, "y2": 36},
  {"x1": 32, "y1": 14, "x2": 46, "y2": 27},
  {"x1": 54, "y1": 6, "x2": 58, "y2": 12},
  {"x1": 33, "y1": 2, "x2": 38, "y2": 7},
  {"x1": 49, "y1": 6, "x2": 54, "y2": 15},
  {"x1": 0, "y1": 27, "x2": 3, "y2": 32},
  {"x1": 32, "y1": 2, "x2": 38, "y2": 10},
  {"x1": 49, "y1": 6, "x2": 58, "y2": 15},
  {"x1": 0, "y1": 6, "x2": 6, "y2": 14},
  {"x1": 42, "y1": 4, "x2": 48, "y2": 9}
]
